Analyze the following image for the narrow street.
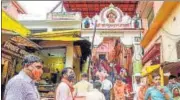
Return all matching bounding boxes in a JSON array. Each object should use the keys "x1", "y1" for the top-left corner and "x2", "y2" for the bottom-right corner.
[{"x1": 1, "y1": 1, "x2": 180, "y2": 100}]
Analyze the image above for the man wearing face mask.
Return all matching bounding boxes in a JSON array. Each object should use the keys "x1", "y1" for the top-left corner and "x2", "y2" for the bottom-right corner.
[
  {"x1": 167, "y1": 75, "x2": 180, "y2": 92},
  {"x1": 4, "y1": 54, "x2": 44, "y2": 100},
  {"x1": 55, "y1": 67, "x2": 76, "y2": 100},
  {"x1": 145, "y1": 73, "x2": 173, "y2": 100}
]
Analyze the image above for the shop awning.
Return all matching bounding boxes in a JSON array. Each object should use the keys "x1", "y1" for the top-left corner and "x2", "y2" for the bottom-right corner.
[
  {"x1": 31, "y1": 29, "x2": 80, "y2": 37},
  {"x1": 141, "y1": 64, "x2": 160, "y2": 76},
  {"x1": 2, "y1": 10, "x2": 30, "y2": 37},
  {"x1": 140, "y1": 2, "x2": 178, "y2": 48},
  {"x1": 142, "y1": 44, "x2": 160, "y2": 64},
  {"x1": 31, "y1": 37, "x2": 81, "y2": 41},
  {"x1": 161, "y1": 61, "x2": 180, "y2": 73},
  {"x1": 30, "y1": 30, "x2": 81, "y2": 41},
  {"x1": 10, "y1": 36, "x2": 41, "y2": 49}
]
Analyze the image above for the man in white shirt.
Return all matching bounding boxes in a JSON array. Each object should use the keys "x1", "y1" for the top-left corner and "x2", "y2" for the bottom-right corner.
[
  {"x1": 4, "y1": 54, "x2": 44, "y2": 100},
  {"x1": 86, "y1": 81, "x2": 105, "y2": 100},
  {"x1": 74, "y1": 73, "x2": 93, "y2": 96},
  {"x1": 101, "y1": 76, "x2": 112, "y2": 100},
  {"x1": 132, "y1": 73, "x2": 141, "y2": 100},
  {"x1": 55, "y1": 67, "x2": 75, "y2": 100}
]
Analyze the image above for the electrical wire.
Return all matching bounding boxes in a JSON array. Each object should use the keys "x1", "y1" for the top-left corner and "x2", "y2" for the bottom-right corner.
[
  {"x1": 161, "y1": 28, "x2": 180, "y2": 61},
  {"x1": 162, "y1": 28, "x2": 180, "y2": 36},
  {"x1": 161, "y1": 28, "x2": 180, "y2": 42}
]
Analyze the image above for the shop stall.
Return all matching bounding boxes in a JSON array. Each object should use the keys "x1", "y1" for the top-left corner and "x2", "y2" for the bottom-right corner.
[
  {"x1": 141, "y1": 61, "x2": 180, "y2": 87},
  {"x1": 161, "y1": 61, "x2": 180, "y2": 85},
  {"x1": 141, "y1": 64, "x2": 164, "y2": 86},
  {"x1": 1, "y1": 10, "x2": 39, "y2": 97},
  {"x1": 29, "y1": 29, "x2": 85, "y2": 99}
]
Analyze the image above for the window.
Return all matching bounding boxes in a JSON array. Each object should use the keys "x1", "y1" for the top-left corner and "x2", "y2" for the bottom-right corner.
[
  {"x1": 2, "y1": 2, "x2": 9, "y2": 10},
  {"x1": 52, "y1": 28, "x2": 75, "y2": 31},
  {"x1": 30, "y1": 29, "x2": 47, "y2": 34},
  {"x1": 52, "y1": 28, "x2": 63, "y2": 31},
  {"x1": 134, "y1": 37, "x2": 141, "y2": 42},
  {"x1": 83, "y1": 37, "x2": 89, "y2": 41},
  {"x1": 99, "y1": 54, "x2": 106, "y2": 60},
  {"x1": 3, "y1": 5, "x2": 8, "y2": 9},
  {"x1": 147, "y1": 8, "x2": 154, "y2": 27},
  {"x1": 94, "y1": 45, "x2": 98, "y2": 48}
]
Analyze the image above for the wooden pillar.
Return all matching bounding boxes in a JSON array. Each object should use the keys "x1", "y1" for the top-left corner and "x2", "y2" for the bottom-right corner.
[
  {"x1": 65, "y1": 43, "x2": 74, "y2": 68},
  {"x1": 159, "y1": 67, "x2": 164, "y2": 86}
]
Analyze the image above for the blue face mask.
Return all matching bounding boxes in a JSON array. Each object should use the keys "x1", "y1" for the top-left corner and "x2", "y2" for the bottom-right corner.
[{"x1": 67, "y1": 73, "x2": 75, "y2": 82}]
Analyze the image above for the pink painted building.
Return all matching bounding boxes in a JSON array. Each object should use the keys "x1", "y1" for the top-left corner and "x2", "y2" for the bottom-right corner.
[
  {"x1": 2, "y1": 1, "x2": 26, "y2": 19},
  {"x1": 139, "y1": 1, "x2": 180, "y2": 85},
  {"x1": 136, "y1": 1, "x2": 163, "y2": 36}
]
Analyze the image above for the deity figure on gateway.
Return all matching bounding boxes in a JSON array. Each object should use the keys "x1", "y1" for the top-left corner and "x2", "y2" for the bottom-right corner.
[
  {"x1": 106, "y1": 10, "x2": 117, "y2": 23},
  {"x1": 82, "y1": 4, "x2": 140, "y2": 29}
]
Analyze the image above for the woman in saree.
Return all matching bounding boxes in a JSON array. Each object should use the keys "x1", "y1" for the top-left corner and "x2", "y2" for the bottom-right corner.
[{"x1": 113, "y1": 75, "x2": 129, "y2": 100}]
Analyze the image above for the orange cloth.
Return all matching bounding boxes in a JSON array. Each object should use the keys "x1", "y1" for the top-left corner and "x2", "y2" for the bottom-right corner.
[
  {"x1": 113, "y1": 80, "x2": 128, "y2": 100},
  {"x1": 138, "y1": 85, "x2": 148, "y2": 100}
]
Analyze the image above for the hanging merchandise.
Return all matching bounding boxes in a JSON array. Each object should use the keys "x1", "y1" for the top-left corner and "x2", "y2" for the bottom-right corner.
[
  {"x1": 141, "y1": 64, "x2": 160, "y2": 76},
  {"x1": 146, "y1": 64, "x2": 160, "y2": 73},
  {"x1": 133, "y1": 60, "x2": 142, "y2": 74}
]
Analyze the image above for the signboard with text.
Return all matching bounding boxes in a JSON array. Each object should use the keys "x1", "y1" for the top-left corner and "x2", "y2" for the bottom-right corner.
[
  {"x1": 96, "y1": 23, "x2": 132, "y2": 29},
  {"x1": 100, "y1": 32, "x2": 124, "y2": 37},
  {"x1": 82, "y1": 4, "x2": 140, "y2": 29},
  {"x1": 3, "y1": 41, "x2": 28, "y2": 57},
  {"x1": 47, "y1": 12, "x2": 81, "y2": 20}
]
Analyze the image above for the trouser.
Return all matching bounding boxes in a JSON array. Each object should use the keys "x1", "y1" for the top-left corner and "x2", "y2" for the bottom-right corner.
[{"x1": 102, "y1": 89, "x2": 110, "y2": 100}]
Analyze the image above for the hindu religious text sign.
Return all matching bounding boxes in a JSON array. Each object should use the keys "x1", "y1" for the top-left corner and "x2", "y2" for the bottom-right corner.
[
  {"x1": 3, "y1": 41, "x2": 28, "y2": 57},
  {"x1": 47, "y1": 12, "x2": 81, "y2": 20}
]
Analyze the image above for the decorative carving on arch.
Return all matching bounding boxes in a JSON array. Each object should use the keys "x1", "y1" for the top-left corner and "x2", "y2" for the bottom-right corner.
[{"x1": 99, "y1": 4, "x2": 124, "y2": 23}]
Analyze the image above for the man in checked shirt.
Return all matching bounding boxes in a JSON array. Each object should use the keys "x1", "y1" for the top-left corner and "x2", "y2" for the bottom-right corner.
[{"x1": 3, "y1": 54, "x2": 44, "y2": 100}]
